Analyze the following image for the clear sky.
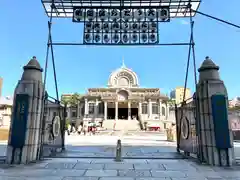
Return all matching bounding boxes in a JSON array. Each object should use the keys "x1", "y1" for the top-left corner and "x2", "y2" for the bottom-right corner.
[{"x1": 0, "y1": 0, "x2": 240, "y2": 99}]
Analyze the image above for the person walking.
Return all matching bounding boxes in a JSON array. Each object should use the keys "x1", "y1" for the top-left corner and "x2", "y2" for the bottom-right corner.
[{"x1": 77, "y1": 124, "x2": 82, "y2": 135}]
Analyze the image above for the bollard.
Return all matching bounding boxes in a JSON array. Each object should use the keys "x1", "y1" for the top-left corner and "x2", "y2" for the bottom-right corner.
[{"x1": 115, "y1": 139, "x2": 122, "y2": 162}]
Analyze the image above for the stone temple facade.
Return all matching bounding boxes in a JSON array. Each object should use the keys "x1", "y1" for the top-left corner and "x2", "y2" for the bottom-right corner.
[{"x1": 65, "y1": 63, "x2": 175, "y2": 130}]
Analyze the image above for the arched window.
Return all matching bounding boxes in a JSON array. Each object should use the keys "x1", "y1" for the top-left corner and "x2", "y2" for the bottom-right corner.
[
  {"x1": 88, "y1": 103, "x2": 95, "y2": 115},
  {"x1": 142, "y1": 103, "x2": 148, "y2": 114},
  {"x1": 152, "y1": 103, "x2": 159, "y2": 114},
  {"x1": 98, "y1": 102, "x2": 104, "y2": 114},
  {"x1": 162, "y1": 106, "x2": 166, "y2": 116}
]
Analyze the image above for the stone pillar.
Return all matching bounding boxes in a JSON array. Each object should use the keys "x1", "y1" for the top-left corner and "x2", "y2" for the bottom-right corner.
[
  {"x1": 159, "y1": 100, "x2": 162, "y2": 120},
  {"x1": 128, "y1": 101, "x2": 131, "y2": 120},
  {"x1": 115, "y1": 101, "x2": 118, "y2": 120},
  {"x1": 6, "y1": 56, "x2": 43, "y2": 164},
  {"x1": 94, "y1": 99, "x2": 98, "y2": 118},
  {"x1": 77, "y1": 100, "x2": 81, "y2": 118},
  {"x1": 166, "y1": 103, "x2": 169, "y2": 120},
  {"x1": 104, "y1": 101, "x2": 108, "y2": 120},
  {"x1": 138, "y1": 102, "x2": 142, "y2": 117},
  {"x1": 148, "y1": 99, "x2": 152, "y2": 119},
  {"x1": 197, "y1": 56, "x2": 235, "y2": 166},
  {"x1": 84, "y1": 98, "x2": 88, "y2": 117}
]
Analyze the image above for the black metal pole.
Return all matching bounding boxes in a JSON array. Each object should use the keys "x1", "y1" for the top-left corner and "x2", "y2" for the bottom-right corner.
[
  {"x1": 194, "y1": 10, "x2": 240, "y2": 29},
  {"x1": 50, "y1": 34, "x2": 60, "y2": 102},
  {"x1": 189, "y1": 6, "x2": 204, "y2": 163},
  {"x1": 38, "y1": 2, "x2": 55, "y2": 160}
]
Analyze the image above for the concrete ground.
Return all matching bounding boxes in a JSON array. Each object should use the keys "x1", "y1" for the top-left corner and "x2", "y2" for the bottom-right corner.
[
  {"x1": 0, "y1": 158, "x2": 240, "y2": 179},
  {"x1": 0, "y1": 132, "x2": 240, "y2": 179}
]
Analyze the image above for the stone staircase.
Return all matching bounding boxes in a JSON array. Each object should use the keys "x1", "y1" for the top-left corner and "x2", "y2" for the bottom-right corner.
[{"x1": 102, "y1": 120, "x2": 140, "y2": 131}]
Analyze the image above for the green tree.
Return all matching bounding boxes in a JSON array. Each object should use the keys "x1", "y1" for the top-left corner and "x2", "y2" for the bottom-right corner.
[
  {"x1": 69, "y1": 93, "x2": 81, "y2": 107},
  {"x1": 61, "y1": 96, "x2": 70, "y2": 105}
]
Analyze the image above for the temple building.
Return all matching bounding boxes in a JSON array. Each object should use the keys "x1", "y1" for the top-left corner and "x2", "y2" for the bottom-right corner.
[{"x1": 63, "y1": 62, "x2": 175, "y2": 130}]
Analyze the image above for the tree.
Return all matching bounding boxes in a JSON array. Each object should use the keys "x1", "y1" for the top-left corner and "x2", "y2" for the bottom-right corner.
[
  {"x1": 69, "y1": 93, "x2": 81, "y2": 107},
  {"x1": 167, "y1": 99, "x2": 176, "y2": 107},
  {"x1": 61, "y1": 95, "x2": 71, "y2": 106}
]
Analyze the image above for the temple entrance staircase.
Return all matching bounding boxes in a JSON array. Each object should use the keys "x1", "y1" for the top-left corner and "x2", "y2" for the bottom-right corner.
[{"x1": 102, "y1": 120, "x2": 140, "y2": 131}]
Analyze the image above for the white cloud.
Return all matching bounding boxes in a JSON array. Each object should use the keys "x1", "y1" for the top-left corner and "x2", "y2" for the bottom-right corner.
[{"x1": 180, "y1": 20, "x2": 189, "y2": 25}]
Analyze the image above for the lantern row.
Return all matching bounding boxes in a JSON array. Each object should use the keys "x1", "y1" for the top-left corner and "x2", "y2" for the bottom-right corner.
[
  {"x1": 83, "y1": 25, "x2": 159, "y2": 45},
  {"x1": 84, "y1": 21, "x2": 158, "y2": 33},
  {"x1": 73, "y1": 7, "x2": 170, "y2": 22}
]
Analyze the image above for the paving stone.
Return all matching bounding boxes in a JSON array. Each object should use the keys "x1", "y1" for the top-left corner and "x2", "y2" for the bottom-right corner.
[
  {"x1": 21, "y1": 177, "x2": 63, "y2": 180},
  {"x1": 171, "y1": 178, "x2": 208, "y2": 180},
  {"x1": 63, "y1": 177, "x2": 99, "y2": 180},
  {"x1": 118, "y1": 170, "x2": 151, "y2": 177},
  {"x1": 51, "y1": 170, "x2": 86, "y2": 176},
  {"x1": 162, "y1": 163, "x2": 197, "y2": 171},
  {"x1": 91, "y1": 159, "x2": 117, "y2": 164},
  {"x1": 99, "y1": 178, "x2": 134, "y2": 180},
  {"x1": 151, "y1": 170, "x2": 187, "y2": 178},
  {"x1": 44, "y1": 163, "x2": 76, "y2": 169},
  {"x1": 18, "y1": 169, "x2": 55, "y2": 176},
  {"x1": 136, "y1": 178, "x2": 171, "y2": 180},
  {"x1": 124, "y1": 159, "x2": 148, "y2": 164},
  {"x1": 84, "y1": 170, "x2": 117, "y2": 177},
  {"x1": 0, "y1": 177, "x2": 27, "y2": 180},
  {"x1": 74, "y1": 163, "x2": 104, "y2": 170},
  {"x1": 147, "y1": 159, "x2": 186, "y2": 164},
  {"x1": 104, "y1": 163, "x2": 134, "y2": 170},
  {"x1": 134, "y1": 163, "x2": 164, "y2": 170}
]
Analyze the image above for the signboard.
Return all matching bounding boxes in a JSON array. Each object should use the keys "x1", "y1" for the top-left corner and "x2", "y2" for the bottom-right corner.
[
  {"x1": 72, "y1": 8, "x2": 170, "y2": 23},
  {"x1": 211, "y1": 95, "x2": 231, "y2": 149},
  {"x1": 10, "y1": 94, "x2": 29, "y2": 148},
  {"x1": 72, "y1": 7, "x2": 170, "y2": 45}
]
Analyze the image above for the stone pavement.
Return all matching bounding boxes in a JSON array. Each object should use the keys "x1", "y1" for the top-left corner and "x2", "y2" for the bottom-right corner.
[{"x1": 0, "y1": 158, "x2": 240, "y2": 179}]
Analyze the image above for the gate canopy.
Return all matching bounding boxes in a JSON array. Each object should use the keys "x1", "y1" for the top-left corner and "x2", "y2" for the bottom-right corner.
[{"x1": 41, "y1": 0, "x2": 201, "y2": 18}]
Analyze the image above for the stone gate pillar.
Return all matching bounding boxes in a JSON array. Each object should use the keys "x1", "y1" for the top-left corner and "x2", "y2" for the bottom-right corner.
[
  {"x1": 6, "y1": 56, "x2": 44, "y2": 164},
  {"x1": 196, "y1": 56, "x2": 235, "y2": 166}
]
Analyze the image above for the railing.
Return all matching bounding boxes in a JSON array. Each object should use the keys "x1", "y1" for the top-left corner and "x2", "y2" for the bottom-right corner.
[
  {"x1": 41, "y1": 95, "x2": 66, "y2": 158},
  {"x1": 229, "y1": 110, "x2": 240, "y2": 140},
  {"x1": 175, "y1": 96, "x2": 198, "y2": 155}
]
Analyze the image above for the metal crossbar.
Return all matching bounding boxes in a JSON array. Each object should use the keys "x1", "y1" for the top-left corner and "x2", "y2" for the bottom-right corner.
[{"x1": 41, "y1": 0, "x2": 201, "y2": 18}]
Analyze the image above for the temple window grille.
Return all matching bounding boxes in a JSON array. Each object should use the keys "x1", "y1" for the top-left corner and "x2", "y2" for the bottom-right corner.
[
  {"x1": 142, "y1": 103, "x2": 148, "y2": 114},
  {"x1": 152, "y1": 103, "x2": 159, "y2": 114},
  {"x1": 162, "y1": 106, "x2": 166, "y2": 116},
  {"x1": 81, "y1": 105, "x2": 84, "y2": 116},
  {"x1": 98, "y1": 102, "x2": 104, "y2": 114},
  {"x1": 53, "y1": 111, "x2": 57, "y2": 117},
  {"x1": 71, "y1": 110, "x2": 77, "y2": 117},
  {"x1": 88, "y1": 103, "x2": 95, "y2": 115}
]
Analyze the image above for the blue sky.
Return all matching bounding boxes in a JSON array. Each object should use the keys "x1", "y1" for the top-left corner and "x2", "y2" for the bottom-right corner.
[{"x1": 0, "y1": 0, "x2": 240, "y2": 99}]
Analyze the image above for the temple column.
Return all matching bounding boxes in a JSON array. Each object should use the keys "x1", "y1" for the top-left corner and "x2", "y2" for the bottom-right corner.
[
  {"x1": 77, "y1": 100, "x2": 81, "y2": 118},
  {"x1": 166, "y1": 103, "x2": 169, "y2": 120},
  {"x1": 84, "y1": 98, "x2": 88, "y2": 117},
  {"x1": 148, "y1": 99, "x2": 152, "y2": 119},
  {"x1": 104, "y1": 101, "x2": 107, "y2": 120},
  {"x1": 94, "y1": 99, "x2": 98, "y2": 118},
  {"x1": 159, "y1": 100, "x2": 162, "y2": 120},
  {"x1": 115, "y1": 101, "x2": 118, "y2": 120},
  {"x1": 128, "y1": 101, "x2": 131, "y2": 120},
  {"x1": 138, "y1": 102, "x2": 142, "y2": 118}
]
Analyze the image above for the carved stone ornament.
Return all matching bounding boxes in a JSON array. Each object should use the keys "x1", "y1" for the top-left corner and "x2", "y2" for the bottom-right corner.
[
  {"x1": 181, "y1": 117, "x2": 190, "y2": 140},
  {"x1": 52, "y1": 116, "x2": 61, "y2": 138}
]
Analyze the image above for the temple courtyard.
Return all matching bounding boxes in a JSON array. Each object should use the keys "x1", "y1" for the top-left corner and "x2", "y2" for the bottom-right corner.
[{"x1": 0, "y1": 132, "x2": 240, "y2": 179}]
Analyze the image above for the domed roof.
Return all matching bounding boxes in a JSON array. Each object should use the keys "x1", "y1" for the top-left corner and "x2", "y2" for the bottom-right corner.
[
  {"x1": 108, "y1": 59, "x2": 139, "y2": 88},
  {"x1": 198, "y1": 56, "x2": 219, "y2": 72},
  {"x1": 23, "y1": 56, "x2": 43, "y2": 72}
]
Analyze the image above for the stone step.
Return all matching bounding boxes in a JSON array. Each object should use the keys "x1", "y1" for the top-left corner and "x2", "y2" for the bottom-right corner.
[{"x1": 103, "y1": 120, "x2": 140, "y2": 131}]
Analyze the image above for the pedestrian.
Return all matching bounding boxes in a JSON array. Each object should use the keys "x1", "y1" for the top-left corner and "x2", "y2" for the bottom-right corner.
[
  {"x1": 77, "y1": 124, "x2": 82, "y2": 135},
  {"x1": 67, "y1": 123, "x2": 71, "y2": 135},
  {"x1": 83, "y1": 124, "x2": 88, "y2": 136}
]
